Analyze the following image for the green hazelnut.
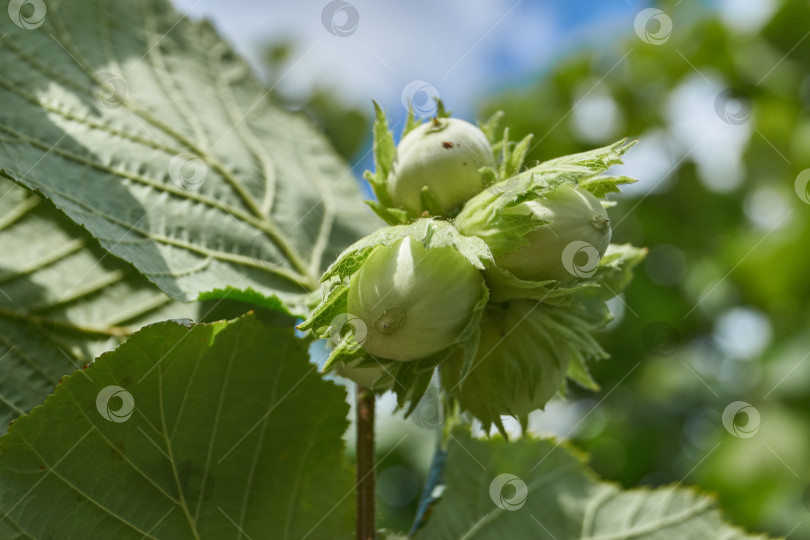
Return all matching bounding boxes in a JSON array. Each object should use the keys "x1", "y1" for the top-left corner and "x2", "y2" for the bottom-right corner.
[
  {"x1": 492, "y1": 183, "x2": 611, "y2": 283},
  {"x1": 347, "y1": 236, "x2": 483, "y2": 361},
  {"x1": 388, "y1": 117, "x2": 494, "y2": 216}
]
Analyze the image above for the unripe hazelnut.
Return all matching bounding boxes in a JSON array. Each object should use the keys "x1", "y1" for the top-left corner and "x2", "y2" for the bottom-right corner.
[
  {"x1": 388, "y1": 118, "x2": 494, "y2": 216},
  {"x1": 347, "y1": 236, "x2": 483, "y2": 361}
]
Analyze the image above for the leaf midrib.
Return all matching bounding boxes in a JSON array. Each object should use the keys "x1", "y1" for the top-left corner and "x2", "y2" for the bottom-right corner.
[{"x1": 0, "y1": 175, "x2": 312, "y2": 289}]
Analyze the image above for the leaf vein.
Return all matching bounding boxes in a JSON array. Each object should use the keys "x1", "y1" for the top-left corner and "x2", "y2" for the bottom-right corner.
[
  {"x1": 207, "y1": 46, "x2": 277, "y2": 216},
  {"x1": 141, "y1": 0, "x2": 210, "y2": 150},
  {"x1": 14, "y1": 429, "x2": 160, "y2": 538}
]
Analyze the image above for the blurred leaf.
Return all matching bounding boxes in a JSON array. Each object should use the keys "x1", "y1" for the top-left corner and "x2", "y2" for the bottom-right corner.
[{"x1": 304, "y1": 88, "x2": 371, "y2": 160}]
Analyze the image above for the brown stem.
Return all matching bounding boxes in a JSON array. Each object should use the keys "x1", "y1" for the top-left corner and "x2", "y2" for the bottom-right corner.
[{"x1": 356, "y1": 386, "x2": 376, "y2": 540}]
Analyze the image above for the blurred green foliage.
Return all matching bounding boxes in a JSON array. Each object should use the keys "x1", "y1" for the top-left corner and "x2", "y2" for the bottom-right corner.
[{"x1": 479, "y1": 1, "x2": 810, "y2": 537}]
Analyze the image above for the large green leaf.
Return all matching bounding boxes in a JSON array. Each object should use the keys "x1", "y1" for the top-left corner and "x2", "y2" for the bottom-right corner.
[
  {"x1": 0, "y1": 0, "x2": 375, "y2": 313},
  {"x1": 0, "y1": 315, "x2": 353, "y2": 539},
  {"x1": 416, "y1": 429, "x2": 769, "y2": 539},
  {"x1": 0, "y1": 178, "x2": 195, "y2": 429}
]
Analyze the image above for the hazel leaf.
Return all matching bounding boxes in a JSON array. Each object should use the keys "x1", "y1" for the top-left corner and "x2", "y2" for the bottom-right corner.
[
  {"x1": 417, "y1": 429, "x2": 772, "y2": 540},
  {"x1": 0, "y1": 0, "x2": 376, "y2": 312},
  {"x1": 0, "y1": 315, "x2": 355, "y2": 539}
]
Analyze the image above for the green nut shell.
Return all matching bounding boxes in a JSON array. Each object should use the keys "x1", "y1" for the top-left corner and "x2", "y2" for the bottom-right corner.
[
  {"x1": 347, "y1": 236, "x2": 483, "y2": 361},
  {"x1": 389, "y1": 117, "x2": 494, "y2": 216},
  {"x1": 495, "y1": 183, "x2": 611, "y2": 283},
  {"x1": 441, "y1": 300, "x2": 569, "y2": 426}
]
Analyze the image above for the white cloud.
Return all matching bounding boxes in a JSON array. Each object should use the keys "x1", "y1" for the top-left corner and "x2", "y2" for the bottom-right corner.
[{"x1": 172, "y1": 0, "x2": 558, "y2": 120}]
